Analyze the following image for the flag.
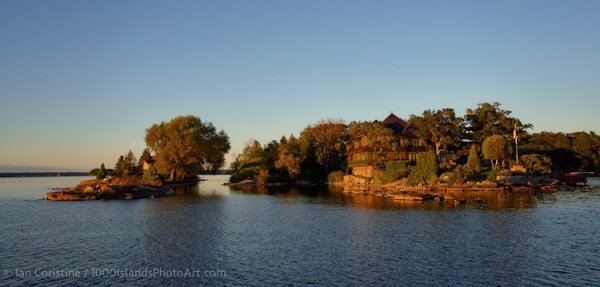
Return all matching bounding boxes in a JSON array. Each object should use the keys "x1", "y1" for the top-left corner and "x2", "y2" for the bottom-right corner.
[{"x1": 513, "y1": 123, "x2": 518, "y2": 142}]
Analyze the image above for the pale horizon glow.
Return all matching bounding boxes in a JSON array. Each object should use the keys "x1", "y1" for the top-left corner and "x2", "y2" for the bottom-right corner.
[{"x1": 1, "y1": 0, "x2": 599, "y2": 171}]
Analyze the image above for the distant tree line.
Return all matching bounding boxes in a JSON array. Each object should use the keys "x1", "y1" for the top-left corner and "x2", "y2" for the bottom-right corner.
[{"x1": 230, "y1": 102, "x2": 600, "y2": 185}]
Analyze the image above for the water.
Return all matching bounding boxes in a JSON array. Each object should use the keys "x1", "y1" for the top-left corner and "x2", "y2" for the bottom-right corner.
[{"x1": 1, "y1": 176, "x2": 600, "y2": 286}]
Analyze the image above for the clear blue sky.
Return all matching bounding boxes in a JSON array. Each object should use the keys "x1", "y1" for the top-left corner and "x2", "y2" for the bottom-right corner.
[{"x1": 1, "y1": 0, "x2": 599, "y2": 171}]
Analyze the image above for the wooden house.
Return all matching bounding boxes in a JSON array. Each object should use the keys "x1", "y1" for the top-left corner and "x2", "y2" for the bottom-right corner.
[{"x1": 346, "y1": 113, "x2": 427, "y2": 177}]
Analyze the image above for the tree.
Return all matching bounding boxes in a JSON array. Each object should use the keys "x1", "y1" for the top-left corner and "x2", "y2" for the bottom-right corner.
[
  {"x1": 203, "y1": 130, "x2": 231, "y2": 174},
  {"x1": 521, "y1": 154, "x2": 552, "y2": 175},
  {"x1": 239, "y1": 139, "x2": 264, "y2": 168},
  {"x1": 145, "y1": 115, "x2": 230, "y2": 181},
  {"x1": 465, "y1": 144, "x2": 482, "y2": 173},
  {"x1": 521, "y1": 132, "x2": 579, "y2": 172},
  {"x1": 229, "y1": 140, "x2": 264, "y2": 183},
  {"x1": 409, "y1": 108, "x2": 463, "y2": 158},
  {"x1": 114, "y1": 155, "x2": 127, "y2": 178},
  {"x1": 465, "y1": 102, "x2": 532, "y2": 143},
  {"x1": 482, "y1": 135, "x2": 506, "y2": 169},
  {"x1": 275, "y1": 136, "x2": 302, "y2": 179},
  {"x1": 124, "y1": 150, "x2": 137, "y2": 175},
  {"x1": 301, "y1": 119, "x2": 346, "y2": 174},
  {"x1": 570, "y1": 131, "x2": 600, "y2": 172},
  {"x1": 97, "y1": 163, "x2": 107, "y2": 179},
  {"x1": 114, "y1": 151, "x2": 137, "y2": 178}
]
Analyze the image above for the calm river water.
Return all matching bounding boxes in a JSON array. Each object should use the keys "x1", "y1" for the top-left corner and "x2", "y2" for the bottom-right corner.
[{"x1": 1, "y1": 175, "x2": 599, "y2": 286}]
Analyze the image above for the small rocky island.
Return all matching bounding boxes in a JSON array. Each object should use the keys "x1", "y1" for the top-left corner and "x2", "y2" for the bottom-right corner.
[{"x1": 46, "y1": 177, "x2": 176, "y2": 201}]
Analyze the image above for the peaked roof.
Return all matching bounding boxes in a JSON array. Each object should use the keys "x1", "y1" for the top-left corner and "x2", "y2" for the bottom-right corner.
[{"x1": 382, "y1": 113, "x2": 408, "y2": 136}]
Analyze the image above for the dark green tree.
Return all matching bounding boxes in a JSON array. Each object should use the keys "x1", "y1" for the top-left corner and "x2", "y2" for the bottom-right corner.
[
  {"x1": 114, "y1": 155, "x2": 127, "y2": 178},
  {"x1": 521, "y1": 154, "x2": 552, "y2": 175},
  {"x1": 204, "y1": 130, "x2": 231, "y2": 174},
  {"x1": 482, "y1": 135, "x2": 506, "y2": 169},
  {"x1": 114, "y1": 151, "x2": 137, "y2": 178},
  {"x1": 465, "y1": 102, "x2": 532, "y2": 143},
  {"x1": 409, "y1": 108, "x2": 464, "y2": 158},
  {"x1": 124, "y1": 150, "x2": 137, "y2": 175},
  {"x1": 97, "y1": 163, "x2": 107, "y2": 179},
  {"x1": 465, "y1": 144, "x2": 482, "y2": 173}
]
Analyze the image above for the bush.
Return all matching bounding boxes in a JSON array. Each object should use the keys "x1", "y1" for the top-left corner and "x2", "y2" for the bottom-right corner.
[
  {"x1": 328, "y1": 171, "x2": 345, "y2": 183},
  {"x1": 377, "y1": 161, "x2": 410, "y2": 184},
  {"x1": 465, "y1": 144, "x2": 482, "y2": 173},
  {"x1": 485, "y1": 169, "x2": 501, "y2": 183},
  {"x1": 406, "y1": 151, "x2": 438, "y2": 186},
  {"x1": 448, "y1": 165, "x2": 468, "y2": 184}
]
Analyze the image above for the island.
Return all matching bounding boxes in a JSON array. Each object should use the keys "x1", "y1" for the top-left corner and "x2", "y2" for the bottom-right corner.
[
  {"x1": 228, "y1": 102, "x2": 596, "y2": 203},
  {"x1": 46, "y1": 177, "x2": 176, "y2": 201},
  {"x1": 46, "y1": 115, "x2": 231, "y2": 201}
]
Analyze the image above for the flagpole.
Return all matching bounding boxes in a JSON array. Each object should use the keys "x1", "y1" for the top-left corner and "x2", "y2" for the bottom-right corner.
[
  {"x1": 514, "y1": 123, "x2": 519, "y2": 165},
  {"x1": 515, "y1": 139, "x2": 519, "y2": 164}
]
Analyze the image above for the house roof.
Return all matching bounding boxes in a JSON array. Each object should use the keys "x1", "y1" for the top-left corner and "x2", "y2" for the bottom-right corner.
[{"x1": 382, "y1": 113, "x2": 408, "y2": 136}]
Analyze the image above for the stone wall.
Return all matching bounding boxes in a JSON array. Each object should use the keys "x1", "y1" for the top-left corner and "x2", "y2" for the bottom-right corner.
[{"x1": 351, "y1": 166, "x2": 373, "y2": 178}]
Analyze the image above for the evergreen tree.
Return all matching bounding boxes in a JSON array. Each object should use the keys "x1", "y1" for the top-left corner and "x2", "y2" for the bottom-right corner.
[
  {"x1": 124, "y1": 150, "x2": 137, "y2": 175},
  {"x1": 114, "y1": 155, "x2": 127, "y2": 178},
  {"x1": 465, "y1": 145, "x2": 482, "y2": 173},
  {"x1": 97, "y1": 163, "x2": 107, "y2": 179}
]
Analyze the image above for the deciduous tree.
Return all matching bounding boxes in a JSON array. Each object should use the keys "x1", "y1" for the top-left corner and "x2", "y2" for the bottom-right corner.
[
  {"x1": 301, "y1": 119, "x2": 346, "y2": 174},
  {"x1": 145, "y1": 115, "x2": 230, "y2": 180},
  {"x1": 275, "y1": 136, "x2": 302, "y2": 179},
  {"x1": 409, "y1": 108, "x2": 463, "y2": 158},
  {"x1": 482, "y1": 135, "x2": 506, "y2": 169},
  {"x1": 465, "y1": 102, "x2": 532, "y2": 143}
]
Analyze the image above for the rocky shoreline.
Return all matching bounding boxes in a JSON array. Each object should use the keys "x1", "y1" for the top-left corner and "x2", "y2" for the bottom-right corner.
[
  {"x1": 339, "y1": 175, "x2": 588, "y2": 204},
  {"x1": 46, "y1": 178, "x2": 177, "y2": 201}
]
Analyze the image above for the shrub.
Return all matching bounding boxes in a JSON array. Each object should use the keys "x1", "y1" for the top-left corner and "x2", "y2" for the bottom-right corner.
[
  {"x1": 328, "y1": 171, "x2": 345, "y2": 184},
  {"x1": 142, "y1": 165, "x2": 159, "y2": 181},
  {"x1": 448, "y1": 165, "x2": 469, "y2": 184},
  {"x1": 482, "y1": 135, "x2": 507, "y2": 169},
  {"x1": 406, "y1": 151, "x2": 438, "y2": 186},
  {"x1": 377, "y1": 161, "x2": 410, "y2": 184},
  {"x1": 485, "y1": 169, "x2": 501, "y2": 182},
  {"x1": 465, "y1": 144, "x2": 482, "y2": 173}
]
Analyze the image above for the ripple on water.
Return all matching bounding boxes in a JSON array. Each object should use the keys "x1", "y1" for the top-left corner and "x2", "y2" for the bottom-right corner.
[{"x1": 1, "y1": 176, "x2": 600, "y2": 286}]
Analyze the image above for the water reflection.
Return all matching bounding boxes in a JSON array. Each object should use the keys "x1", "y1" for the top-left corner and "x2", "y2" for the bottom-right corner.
[{"x1": 229, "y1": 183, "x2": 552, "y2": 211}]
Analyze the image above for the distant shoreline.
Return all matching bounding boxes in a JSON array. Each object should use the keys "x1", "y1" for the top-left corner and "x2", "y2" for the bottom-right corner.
[{"x1": 0, "y1": 172, "x2": 89, "y2": 178}]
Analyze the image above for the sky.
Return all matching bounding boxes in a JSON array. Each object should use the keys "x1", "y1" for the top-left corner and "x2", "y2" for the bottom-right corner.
[{"x1": 1, "y1": 0, "x2": 599, "y2": 171}]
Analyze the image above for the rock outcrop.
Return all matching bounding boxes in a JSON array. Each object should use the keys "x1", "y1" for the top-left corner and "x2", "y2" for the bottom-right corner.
[{"x1": 46, "y1": 179, "x2": 176, "y2": 201}]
